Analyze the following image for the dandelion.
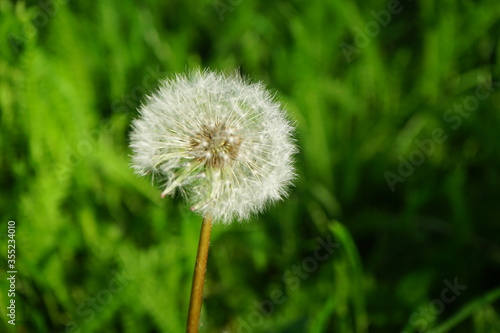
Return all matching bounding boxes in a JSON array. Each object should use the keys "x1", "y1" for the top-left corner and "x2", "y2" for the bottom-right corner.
[{"x1": 129, "y1": 70, "x2": 296, "y2": 332}]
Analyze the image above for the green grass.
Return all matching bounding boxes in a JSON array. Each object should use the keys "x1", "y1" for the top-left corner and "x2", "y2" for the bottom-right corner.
[{"x1": 1, "y1": 0, "x2": 500, "y2": 332}]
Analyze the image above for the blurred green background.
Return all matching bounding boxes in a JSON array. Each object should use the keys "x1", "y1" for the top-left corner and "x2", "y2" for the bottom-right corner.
[{"x1": 1, "y1": 0, "x2": 500, "y2": 332}]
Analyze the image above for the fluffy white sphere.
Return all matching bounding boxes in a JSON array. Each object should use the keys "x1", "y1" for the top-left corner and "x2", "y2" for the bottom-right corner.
[{"x1": 130, "y1": 70, "x2": 296, "y2": 224}]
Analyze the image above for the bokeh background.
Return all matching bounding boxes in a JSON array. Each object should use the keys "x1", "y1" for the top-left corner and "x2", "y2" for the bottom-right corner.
[{"x1": 1, "y1": 0, "x2": 500, "y2": 332}]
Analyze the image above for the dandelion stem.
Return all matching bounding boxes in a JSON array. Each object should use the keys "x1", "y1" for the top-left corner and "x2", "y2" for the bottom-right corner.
[{"x1": 186, "y1": 215, "x2": 213, "y2": 333}]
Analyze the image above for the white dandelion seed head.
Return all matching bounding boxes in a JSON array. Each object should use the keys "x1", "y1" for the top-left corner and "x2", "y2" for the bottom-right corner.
[{"x1": 129, "y1": 70, "x2": 297, "y2": 224}]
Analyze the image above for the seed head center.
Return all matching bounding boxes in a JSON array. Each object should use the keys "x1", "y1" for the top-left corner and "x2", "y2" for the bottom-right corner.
[{"x1": 189, "y1": 123, "x2": 242, "y2": 168}]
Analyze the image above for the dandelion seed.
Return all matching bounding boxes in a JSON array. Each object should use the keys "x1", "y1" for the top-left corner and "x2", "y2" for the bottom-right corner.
[{"x1": 130, "y1": 70, "x2": 297, "y2": 224}]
